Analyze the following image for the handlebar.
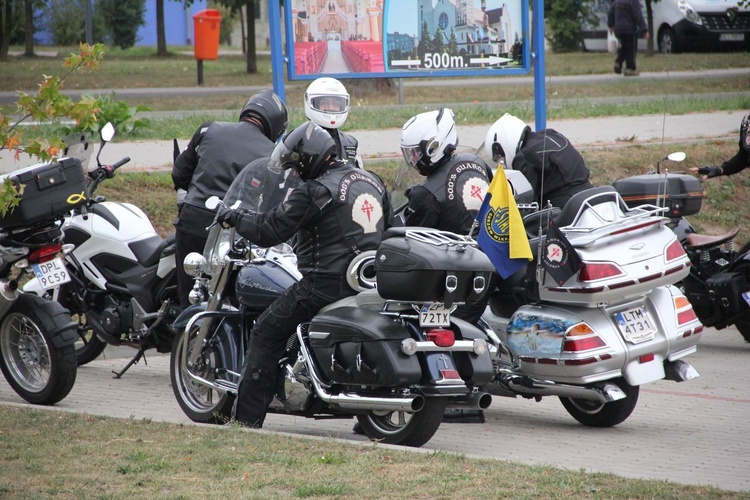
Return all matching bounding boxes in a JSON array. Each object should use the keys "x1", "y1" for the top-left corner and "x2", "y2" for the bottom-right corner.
[{"x1": 87, "y1": 156, "x2": 131, "y2": 196}]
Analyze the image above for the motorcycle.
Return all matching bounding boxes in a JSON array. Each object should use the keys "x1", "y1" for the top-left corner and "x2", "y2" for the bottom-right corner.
[
  {"x1": 24, "y1": 123, "x2": 180, "y2": 377},
  {"x1": 612, "y1": 152, "x2": 750, "y2": 343},
  {"x1": 0, "y1": 158, "x2": 81, "y2": 404},
  {"x1": 170, "y1": 162, "x2": 496, "y2": 447},
  {"x1": 391, "y1": 162, "x2": 702, "y2": 427}
]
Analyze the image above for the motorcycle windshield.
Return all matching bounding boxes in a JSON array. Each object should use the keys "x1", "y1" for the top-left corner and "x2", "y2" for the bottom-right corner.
[{"x1": 203, "y1": 158, "x2": 301, "y2": 265}]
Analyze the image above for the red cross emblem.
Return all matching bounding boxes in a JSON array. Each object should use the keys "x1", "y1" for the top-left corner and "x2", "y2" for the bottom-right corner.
[
  {"x1": 361, "y1": 199, "x2": 374, "y2": 221},
  {"x1": 470, "y1": 183, "x2": 484, "y2": 201}
]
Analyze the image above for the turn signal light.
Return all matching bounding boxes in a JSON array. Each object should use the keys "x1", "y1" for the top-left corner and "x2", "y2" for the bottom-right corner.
[
  {"x1": 578, "y1": 262, "x2": 623, "y2": 282},
  {"x1": 427, "y1": 329, "x2": 455, "y2": 347}
]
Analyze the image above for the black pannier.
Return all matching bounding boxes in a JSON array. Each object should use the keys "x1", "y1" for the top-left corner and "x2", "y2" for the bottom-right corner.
[
  {"x1": 308, "y1": 307, "x2": 422, "y2": 387},
  {"x1": 612, "y1": 173, "x2": 703, "y2": 218},
  {"x1": 375, "y1": 229, "x2": 495, "y2": 305},
  {"x1": 706, "y1": 272, "x2": 749, "y2": 317},
  {"x1": 0, "y1": 158, "x2": 88, "y2": 230}
]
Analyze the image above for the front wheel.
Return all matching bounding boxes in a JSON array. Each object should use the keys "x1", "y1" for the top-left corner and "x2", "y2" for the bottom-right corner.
[
  {"x1": 0, "y1": 294, "x2": 77, "y2": 405},
  {"x1": 356, "y1": 397, "x2": 448, "y2": 447},
  {"x1": 658, "y1": 27, "x2": 680, "y2": 54},
  {"x1": 559, "y1": 378, "x2": 639, "y2": 427},
  {"x1": 170, "y1": 323, "x2": 234, "y2": 424}
]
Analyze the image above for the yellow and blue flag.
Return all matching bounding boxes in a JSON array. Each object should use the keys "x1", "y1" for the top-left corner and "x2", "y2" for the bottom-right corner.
[{"x1": 475, "y1": 168, "x2": 533, "y2": 278}]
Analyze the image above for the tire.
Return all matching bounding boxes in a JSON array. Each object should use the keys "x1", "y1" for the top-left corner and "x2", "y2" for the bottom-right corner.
[
  {"x1": 170, "y1": 323, "x2": 234, "y2": 424},
  {"x1": 356, "y1": 397, "x2": 448, "y2": 447},
  {"x1": 559, "y1": 378, "x2": 639, "y2": 427},
  {"x1": 0, "y1": 294, "x2": 77, "y2": 405},
  {"x1": 735, "y1": 313, "x2": 750, "y2": 343},
  {"x1": 658, "y1": 27, "x2": 680, "y2": 54}
]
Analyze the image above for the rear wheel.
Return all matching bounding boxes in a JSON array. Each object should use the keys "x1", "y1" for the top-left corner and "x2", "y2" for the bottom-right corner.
[
  {"x1": 57, "y1": 279, "x2": 107, "y2": 366},
  {"x1": 356, "y1": 397, "x2": 447, "y2": 447},
  {"x1": 658, "y1": 27, "x2": 680, "y2": 54},
  {"x1": 170, "y1": 323, "x2": 234, "y2": 424},
  {"x1": 0, "y1": 294, "x2": 77, "y2": 405},
  {"x1": 559, "y1": 378, "x2": 639, "y2": 427}
]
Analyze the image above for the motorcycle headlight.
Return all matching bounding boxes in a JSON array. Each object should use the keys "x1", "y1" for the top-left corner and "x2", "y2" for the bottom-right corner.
[{"x1": 183, "y1": 252, "x2": 207, "y2": 278}]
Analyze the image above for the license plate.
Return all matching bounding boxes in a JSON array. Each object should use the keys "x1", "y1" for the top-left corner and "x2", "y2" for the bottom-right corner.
[
  {"x1": 719, "y1": 33, "x2": 744, "y2": 42},
  {"x1": 32, "y1": 257, "x2": 71, "y2": 290},
  {"x1": 420, "y1": 304, "x2": 451, "y2": 327},
  {"x1": 614, "y1": 306, "x2": 657, "y2": 344}
]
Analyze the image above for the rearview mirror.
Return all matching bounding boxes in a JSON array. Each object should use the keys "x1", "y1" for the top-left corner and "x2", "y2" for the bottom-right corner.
[
  {"x1": 667, "y1": 152, "x2": 686, "y2": 162},
  {"x1": 205, "y1": 196, "x2": 222, "y2": 210},
  {"x1": 101, "y1": 122, "x2": 115, "y2": 142}
]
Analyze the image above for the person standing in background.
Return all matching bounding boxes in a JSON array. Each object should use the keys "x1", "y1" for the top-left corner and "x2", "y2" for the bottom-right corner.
[{"x1": 608, "y1": 0, "x2": 649, "y2": 76}]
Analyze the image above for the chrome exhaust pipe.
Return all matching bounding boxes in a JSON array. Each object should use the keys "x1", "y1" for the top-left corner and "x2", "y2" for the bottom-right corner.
[
  {"x1": 488, "y1": 371, "x2": 626, "y2": 403},
  {"x1": 446, "y1": 392, "x2": 492, "y2": 410},
  {"x1": 664, "y1": 359, "x2": 700, "y2": 382}
]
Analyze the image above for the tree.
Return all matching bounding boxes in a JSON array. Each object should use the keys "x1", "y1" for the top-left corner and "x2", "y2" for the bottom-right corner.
[
  {"x1": 0, "y1": 0, "x2": 12, "y2": 61},
  {"x1": 418, "y1": 20, "x2": 432, "y2": 60},
  {"x1": 545, "y1": 0, "x2": 596, "y2": 52},
  {"x1": 447, "y1": 28, "x2": 459, "y2": 56},
  {"x1": 156, "y1": 0, "x2": 166, "y2": 56},
  {"x1": 99, "y1": 0, "x2": 146, "y2": 49},
  {"x1": 431, "y1": 27, "x2": 445, "y2": 54},
  {"x1": 0, "y1": 44, "x2": 105, "y2": 215}
]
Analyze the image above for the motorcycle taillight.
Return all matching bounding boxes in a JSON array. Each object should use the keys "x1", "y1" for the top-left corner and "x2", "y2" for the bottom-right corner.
[
  {"x1": 665, "y1": 239, "x2": 686, "y2": 262},
  {"x1": 578, "y1": 262, "x2": 623, "y2": 282},
  {"x1": 562, "y1": 323, "x2": 607, "y2": 352},
  {"x1": 28, "y1": 243, "x2": 62, "y2": 264},
  {"x1": 427, "y1": 328, "x2": 455, "y2": 347}
]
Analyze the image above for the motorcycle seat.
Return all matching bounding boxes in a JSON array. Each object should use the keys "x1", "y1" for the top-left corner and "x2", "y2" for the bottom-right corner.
[
  {"x1": 553, "y1": 186, "x2": 623, "y2": 228},
  {"x1": 685, "y1": 226, "x2": 740, "y2": 250},
  {"x1": 128, "y1": 235, "x2": 169, "y2": 268},
  {"x1": 162, "y1": 232, "x2": 176, "y2": 257}
]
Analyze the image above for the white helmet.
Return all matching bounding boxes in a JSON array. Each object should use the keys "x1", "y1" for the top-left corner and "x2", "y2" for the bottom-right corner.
[
  {"x1": 400, "y1": 108, "x2": 458, "y2": 175},
  {"x1": 484, "y1": 113, "x2": 530, "y2": 167},
  {"x1": 304, "y1": 77, "x2": 350, "y2": 129}
]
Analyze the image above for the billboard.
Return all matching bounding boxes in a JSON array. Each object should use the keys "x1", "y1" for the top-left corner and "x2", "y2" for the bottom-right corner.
[{"x1": 285, "y1": 0, "x2": 530, "y2": 79}]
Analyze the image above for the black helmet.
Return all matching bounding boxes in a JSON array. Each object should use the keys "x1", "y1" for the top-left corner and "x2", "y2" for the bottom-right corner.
[
  {"x1": 268, "y1": 122, "x2": 336, "y2": 181},
  {"x1": 239, "y1": 90, "x2": 289, "y2": 142}
]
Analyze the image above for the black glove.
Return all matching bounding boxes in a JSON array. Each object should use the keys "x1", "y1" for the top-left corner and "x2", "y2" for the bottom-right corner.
[
  {"x1": 215, "y1": 206, "x2": 240, "y2": 228},
  {"x1": 697, "y1": 166, "x2": 722, "y2": 178}
]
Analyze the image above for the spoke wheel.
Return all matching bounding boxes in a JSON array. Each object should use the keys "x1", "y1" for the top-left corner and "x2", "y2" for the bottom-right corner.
[
  {"x1": 170, "y1": 323, "x2": 234, "y2": 424},
  {"x1": 559, "y1": 378, "x2": 639, "y2": 427},
  {"x1": 356, "y1": 397, "x2": 447, "y2": 447},
  {"x1": 0, "y1": 295, "x2": 77, "y2": 405}
]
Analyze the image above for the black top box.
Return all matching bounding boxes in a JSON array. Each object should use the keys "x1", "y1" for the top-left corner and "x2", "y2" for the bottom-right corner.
[
  {"x1": 0, "y1": 157, "x2": 88, "y2": 230},
  {"x1": 612, "y1": 173, "x2": 703, "y2": 218}
]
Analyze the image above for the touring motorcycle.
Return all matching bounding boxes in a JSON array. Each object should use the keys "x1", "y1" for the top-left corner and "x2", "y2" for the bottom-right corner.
[
  {"x1": 391, "y1": 161, "x2": 702, "y2": 427},
  {"x1": 0, "y1": 158, "x2": 81, "y2": 404},
  {"x1": 612, "y1": 152, "x2": 750, "y2": 343},
  {"x1": 170, "y1": 162, "x2": 495, "y2": 447},
  {"x1": 25, "y1": 123, "x2": 180, "y2": 376}
]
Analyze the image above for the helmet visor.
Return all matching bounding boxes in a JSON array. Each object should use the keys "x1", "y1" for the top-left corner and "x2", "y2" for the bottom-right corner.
[
  {"x1": 401, "y1": 144, "x2": 422, "y2": 169},
  {"x1": 309, "y1": 95, "x2": 349, "y2": 113},
  {"x1": 268, "y1": 141, "x2": 292, "y2": 174}
]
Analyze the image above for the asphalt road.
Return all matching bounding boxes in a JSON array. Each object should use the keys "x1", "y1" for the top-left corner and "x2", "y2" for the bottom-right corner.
[{"x1": 1, "y1": 325, "x2": 748, "y2": 492}]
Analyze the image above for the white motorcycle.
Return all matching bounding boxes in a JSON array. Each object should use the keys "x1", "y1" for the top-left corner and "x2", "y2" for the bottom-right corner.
[{"x1": 25, "y1": 124, "x2": 179, "y2": 377}]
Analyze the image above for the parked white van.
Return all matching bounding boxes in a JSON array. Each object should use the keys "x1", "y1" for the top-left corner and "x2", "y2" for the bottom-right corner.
[{"x1": 582, "y1": 0, "x2": 750, "y2": 53}]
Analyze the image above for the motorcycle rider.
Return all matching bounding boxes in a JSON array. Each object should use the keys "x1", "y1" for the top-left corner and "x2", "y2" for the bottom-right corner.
[
  {"x1": 400, "y1": 107, "x2": 493, "y2": 425},
  {"x1": 171, "y1": 90, "x2": 288, "y2": 308},
  {"x1": 215, "y1": 121, "x2": 391, "y2": 429},
  {"x1": 691, "y1": 112, "x2": 750, "y2": 180},
  {"x1": 304, "y1": 77, "x2": 362, "y2": 168},
  {"x1": 484, "y1": 113, "x2": 593, "y2": 209}
]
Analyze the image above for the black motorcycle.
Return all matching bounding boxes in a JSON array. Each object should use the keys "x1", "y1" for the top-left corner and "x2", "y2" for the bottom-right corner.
[
  {"x1": 170, "y1": 162, "x2": 495, "y2": 447},
  {"x1": 0, "y1": 157, "x2": 83, "y2": 404},
  {"x1": 613, "y1": 152, "x2": 750, "y2": 342}
]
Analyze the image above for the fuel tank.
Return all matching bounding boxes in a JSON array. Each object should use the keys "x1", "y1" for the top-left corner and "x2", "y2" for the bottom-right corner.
[{"x1": 235, "y1": 259, "x2": 298, "y2": 312}]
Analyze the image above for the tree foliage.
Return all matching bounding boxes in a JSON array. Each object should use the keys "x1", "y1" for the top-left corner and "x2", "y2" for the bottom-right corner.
[
  {"x1": 545, "y1": 0, "x2": 597, "y2": 52},
  {"x1": 99, "y1": 0, "x2": 146, "y2": 49},
  {"x1": 0, "y1": 43, "x2": 105, "y2": 216}
]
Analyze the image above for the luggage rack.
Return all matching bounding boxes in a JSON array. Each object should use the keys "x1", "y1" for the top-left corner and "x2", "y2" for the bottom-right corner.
[{"x1": 404, "y1": 229, "x2": 478, "y2": 249}]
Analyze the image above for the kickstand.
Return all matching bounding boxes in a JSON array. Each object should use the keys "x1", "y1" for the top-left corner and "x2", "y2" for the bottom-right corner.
[{"x1": 112, "y1": 348, "x2": 147, "y2": 379}]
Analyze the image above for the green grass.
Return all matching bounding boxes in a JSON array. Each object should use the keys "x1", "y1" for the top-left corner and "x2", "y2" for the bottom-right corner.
[{"x1": 0, "y1": 406, "x2": 743, "y2": 498}]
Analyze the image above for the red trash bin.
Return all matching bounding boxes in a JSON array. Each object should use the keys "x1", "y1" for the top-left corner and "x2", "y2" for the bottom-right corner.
[{"x1": 193, "y1": 9, "x2": 222, "y2": 60}]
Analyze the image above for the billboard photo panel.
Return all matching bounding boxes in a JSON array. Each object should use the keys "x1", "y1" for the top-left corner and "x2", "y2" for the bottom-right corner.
[{"x1": 286, "y1": 0, "x2": 529, "y2": 79}]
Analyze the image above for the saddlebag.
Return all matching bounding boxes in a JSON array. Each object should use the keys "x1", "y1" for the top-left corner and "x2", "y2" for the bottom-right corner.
[
  {"x1": 0, "y1": 158, "x2": 88, "y2": 229},
  {"x1": 375, "y1": 229, "x2": 495, "y2": 305},
  {"x1": 706, "y1": 272, "x2": 750, "y2": 317},
  {"x1": 308, "y1": 307, "x2": 422, "y2": 387},
  {"x1": 612, "y1": 173, "x2": 703, "y2": 218}
]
